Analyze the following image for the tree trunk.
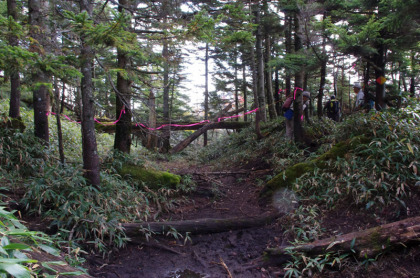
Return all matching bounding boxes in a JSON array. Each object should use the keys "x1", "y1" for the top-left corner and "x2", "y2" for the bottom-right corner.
[
  {"x1": 274, "y1": 68, "x2": 281, "y2": 116},
  {"x1": 54, "y1": 80, "x2": 65, "y2": 165},
  {"x1": 79, "y1": 0, "x2": 101, "y2": 187},
  {"x1": 364, "y1": 60, "x2": 370, "y2": 95},
  {"x1": 374, "y1": 42, "x2": 386, "y2": 110},
  {"x1": 285, "y1": 13, "x2": 292, "y2": 98},
  {"x1": 161, "y1": 37, "x2": 171, "y2": 152},
  {"x1": 146, "y1": 91, "x2": 158, "y2": 150},
  {"x1": 255, "y1": 4, "x2": 266, "y2": 122},
  {"x1": 7, "y1": 0, "x2": 21, "y2": 119},
  {"x1": 409, "y1": 51, "x2": 415, "y2": 98},
  {"x1": 318, "y1": 58, "x2": 326, "y2": 119},
  {"x1": 234, "y1": 52, "x2": 239, "y2": 122},
  {"x1": 250, "y1": 42, "x2": 262, "y2": 139},
  {"x1": 204, "y1": 42, "x2": 209, "y2": 146},
  {"x1": 242, "y1": 62, "x2": 248, "y2": 122},
  {"x1": 114, "y1": 0, "x2": 133, "y2": 154},
  {"x1": 265, "y1": 33, "x2": 276, "y2": 120},
  {"x1": 29, "y1": 0, "x2": 50, "y2": 144},
  {"x1": 293, "y1": 12, "x2": 304, "y2": 143},
  {"x1": 122, "y1": 213, "x2": 281, "y2": 236},
  {"x1": 264, "y1": 216, "x2": 420, "y2": 263},
  {"x1": 318, "y1": 17, "x2": 327, "y2": 119}
]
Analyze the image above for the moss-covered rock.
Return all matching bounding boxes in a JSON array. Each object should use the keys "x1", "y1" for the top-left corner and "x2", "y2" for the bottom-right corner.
[
  {"x1": 260, "y1": 136, "x2": 370, "y2": 201},
  {"x1": 119, "y1": 164, "x2": 181, "y2": 190}
]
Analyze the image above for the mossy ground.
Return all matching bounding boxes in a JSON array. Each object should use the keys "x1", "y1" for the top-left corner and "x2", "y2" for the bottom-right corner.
[
  {"x1": 260, "y1": 136, "x2": 370, "y2": 200},
  {"x1": 119, "y1": 164, "x2": 181, "y2": 190}
]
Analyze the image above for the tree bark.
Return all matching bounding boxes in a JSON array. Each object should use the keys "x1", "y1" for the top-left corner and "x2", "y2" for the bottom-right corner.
[
  {"x1": 274, "y1": 67, "x2": 281, "y2": 116},
  {"x1": 318, "y1": 14, "x2": 327, "y2": 119},
  {"x1": 54, "y1": 80, "x2": 65, "y2": 165},
  {"x1": 146, "y1": 91, "x2": 158, "y2": 150},
  {"x1": 250, "y1": 42, "x2": 262, "y2": 139},
  {"x1": 114, "y1": 0, "x2": 133, "y2": 154},
  {"x1": 374, "y1": 42, "x2": 386, "y2": 110},
  {"x1": 79, "y1": 0, "x2": 101, "y2": 186},
  {"x1": 122, "y1": 213, "x2": 281, "y2": 236},
  {"x1": 204, "y1": 42, "x2": 209, "y2": 146},
  {"x1": 265, "y1": 33, "x2": 276, "y2": 120},
  {"x1": 293, "y1": 12, "x2": 304, "y2": 143},
  {"x1": 409, "y1": 51, "x2": 416, "y2": 98},
  {"x1": 29, "y1": 0, "x2": 50, "y2": 144},
  {"x1": 264, "y1": 216, "x2": 420, "y2": 263},
  {"x1": 285, "y1": 13, "x2": 292, "y2": 98},
  {"x1": 161, "y1": 1, "x2": 171, "y2": 153},
  {"x1": 7, "y1": 0, "x2": 21, "y2": 119},
  {"x1": 161, "y1": 37, "x2": 171, "y2": 152},
  {"x1": 234, "y1": 52, "x2": 240, "y2": 123},
  {"x1": 242, "y1": 62, "x2": 248, "y2": 122},
  {"x1": 254, "y1": 4, "x2": 266, "y2": 122}
]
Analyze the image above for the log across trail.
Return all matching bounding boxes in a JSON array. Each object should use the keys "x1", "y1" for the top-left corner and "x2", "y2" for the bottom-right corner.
[
  {"x1": 98, "y1": 120, "x2": 250, "y2": 133},
  {"x1": 264, "y1": 216, "x2": 420, "y2": 262},
  {"x1": 122, "y1": 213, "x2": 282, "y2": 236}
]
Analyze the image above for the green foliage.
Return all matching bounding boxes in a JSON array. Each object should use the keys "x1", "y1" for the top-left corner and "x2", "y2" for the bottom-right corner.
[
  {"x1": 21, "y1": 164, "x2": 150, "y2": 252},
  {"x1": 0, "y1": 124, "x2": 48, "y2": 178},
  {"x1": 1, "y1": 101, "x2": 175, "y2": 253},
  {"x1": 0, "y1": 206, "x2": 79, "y2": 277},
  {"x1": 186, "y1": 10, "x2": 222, "y2": 43},
  {"x1": 195, "y1": 118, "x2": 305, "y2": 171},
  {"x1": 0, "y1": 43, "x2": 36, "y2": 74},
  {"x1": 296, "y1": 109, "x2": 420, "y2": 211},
  {"x1": 284, "y1": 205, "x2": 323, "y2": 242},
  {"x1": 281, "y1": 205, "x2": 349, "y2": 277},
  {"x1": 261, "y1": 135, "x2": 369, "y2": 200},
  {"x1": 64, "y1": 10, "x2": 137, "y2": 51},
  {"x1": 284, "y1": 248, "x2": 349, "y2": 278}
]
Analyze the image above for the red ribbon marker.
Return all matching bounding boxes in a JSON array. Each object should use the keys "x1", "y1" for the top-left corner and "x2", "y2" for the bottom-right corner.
[{"x1": 46, "y1": 105, "x2": 262, "y2": 130}]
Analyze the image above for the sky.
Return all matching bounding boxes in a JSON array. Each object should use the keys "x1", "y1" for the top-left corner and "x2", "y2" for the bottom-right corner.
[{"x1": 179, "y1": 43, "x2": 215, "y2": 109}]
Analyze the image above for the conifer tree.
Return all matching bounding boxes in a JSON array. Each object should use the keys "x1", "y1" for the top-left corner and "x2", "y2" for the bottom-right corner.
[
  {"x1": 78, "y1": 0, "x2": 101, "y2": 186},
  {"x1": 329, "y1": 0, "x2": 420, "y2": 110},
  {"x1": 28, "y1": 0, "x2": 51, "y2": 143},
  {"x1": 114, "y1": 0, "x2": 133, "y2": 154}
]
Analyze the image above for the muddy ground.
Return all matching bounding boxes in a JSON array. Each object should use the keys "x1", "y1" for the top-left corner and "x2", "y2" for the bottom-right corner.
[
  {"x1": 84, "y1": 162, "x2": 420, "y2": 278},
  {"x1": 87, "y1": 164, "x2": 286, "y2": 278}
]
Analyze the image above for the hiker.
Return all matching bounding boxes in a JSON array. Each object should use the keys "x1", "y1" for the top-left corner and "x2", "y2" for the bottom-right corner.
[
  {"x1": 353, "y1": 83, "x2": 365, "y2": 111},
  {"x1": 323, "y1": 95, "x2": 341, "y2": 122},
  {"x1": 283, "y1": 91, "x2": 311, "y2": 140}
]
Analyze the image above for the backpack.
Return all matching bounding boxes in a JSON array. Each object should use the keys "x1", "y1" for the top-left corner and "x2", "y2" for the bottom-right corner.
[
  {"x1": 328, "y1": 99, "x2": 339, "y2": 114},
  {"x1": 282, "y1": 97, "x2": 294, "y2": 111}
]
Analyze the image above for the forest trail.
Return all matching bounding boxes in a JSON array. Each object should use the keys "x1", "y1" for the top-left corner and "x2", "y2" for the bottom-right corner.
[
  {"x1": 85, "y1": 159, "x2": 420, "y2": 278},
  {"x1": 87, "y1": 162, "x2": 286, "y2": 278}
]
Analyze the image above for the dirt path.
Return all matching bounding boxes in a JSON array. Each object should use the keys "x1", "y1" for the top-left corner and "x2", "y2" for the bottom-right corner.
[{"x1": 87, "y1": 164, "x2": 285, "y2": 278}]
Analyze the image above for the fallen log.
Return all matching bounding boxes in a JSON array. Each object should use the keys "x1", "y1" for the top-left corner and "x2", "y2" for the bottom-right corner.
[
  {"x1": 264, "y1": 216, "x2": 420, "y2": 263},
  {"x1": 169, "y1": 104, "x2": 250, "y2": 154},
  {"x1": 122, "y1": 213, "x2": 281, "y2": 236},
  {"x1": 169, "y1": 122, "x2": 226, "y2": 154},
  {"x1": 97, "y1": 121, "x2": 250, "y2": 133}
]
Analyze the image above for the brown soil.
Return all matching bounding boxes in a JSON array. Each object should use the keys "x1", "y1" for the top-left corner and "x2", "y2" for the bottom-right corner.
[
  {"x1": 84, "y1": 160, "x2": 420, "y2": 278},
  {"x1": 87, "y1": 162, "x2": 285, "y2": 278}
]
